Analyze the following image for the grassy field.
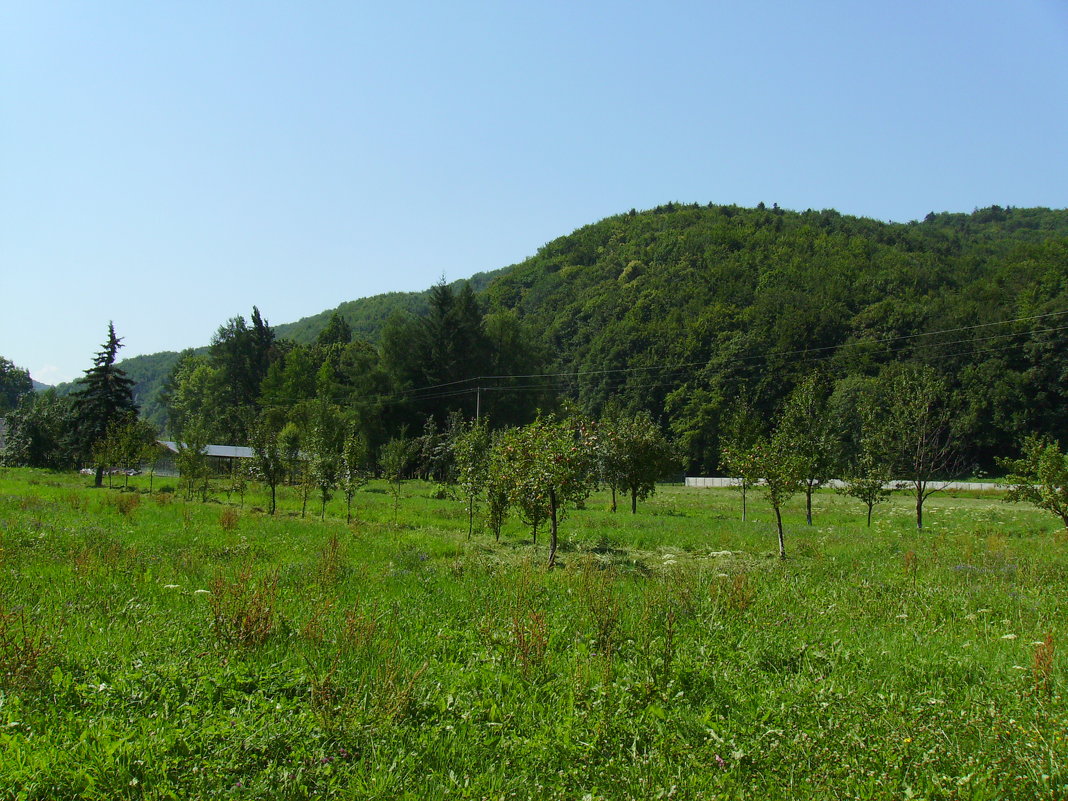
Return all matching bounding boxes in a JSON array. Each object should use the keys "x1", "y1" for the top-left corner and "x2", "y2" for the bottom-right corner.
[{"x1": 0, "y1": 467, "x2": 1065, "y2": 800}]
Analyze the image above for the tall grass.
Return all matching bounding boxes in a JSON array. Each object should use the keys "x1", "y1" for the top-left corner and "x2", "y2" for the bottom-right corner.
[{"x1": 0, "y1": 467, "x2": 1063, "y2": 799}]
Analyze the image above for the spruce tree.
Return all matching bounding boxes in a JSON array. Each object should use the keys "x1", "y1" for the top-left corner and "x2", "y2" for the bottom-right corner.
[{"x1": 73, "y1": 322, "x2": 137, "y2": 486}]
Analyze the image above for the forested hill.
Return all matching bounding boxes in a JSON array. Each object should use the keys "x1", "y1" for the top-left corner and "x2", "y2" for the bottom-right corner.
[
  {"x1": 273, "y1": 268, "x2": 507, "y2": 344},
  {"x1": 481, "y1": 204, "x2": 1068, "y2": 470},
  {"x1": 100, "y1": 272, "x2": 507, "y2": 428},
  {"x1": 99, "y1": 202, "x2": 1068, "y2": 471}
]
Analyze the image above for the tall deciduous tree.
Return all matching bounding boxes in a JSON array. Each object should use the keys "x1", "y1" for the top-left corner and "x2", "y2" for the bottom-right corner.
[
  {"x1": 72, "y1": 323, "x2": 137, "y2": 486},
  {"x1": 1, "y1": 391, "x2": 80, "y2": 469},
  {"x1": 208, "y1": 307, "x2": 275, "y2": 443},
  {"x1": 0, "y1": 357, "x2": 32, "y2": 413}
]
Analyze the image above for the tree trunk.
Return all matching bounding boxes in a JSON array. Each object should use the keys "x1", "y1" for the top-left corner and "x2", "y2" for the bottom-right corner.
[
  {"x1": 467, "y1": 496, "x2": 474, "y2": 539},
  {"x1": 916, "y1": 485, "x2": 924, "y2": 530},
  {"x1": 775, "y1": 506, "x2": 786, "y2": 559},
  {"x1": 741, "y1": 483, "x2": 747, "y2": 522},
  {"x1": 548, "y1": 488, "x2": 559, "y2": 568},
  {"x1": 631, "y1": 489, "x2": 637, "y2": 514},
  {"x1": 806, "y1": 485, "x2": 813, "y2": 525},
  {"x1": 269, "y1": 483, "x2": 277, "y2": 515},
  {"x1": 611, "y1": 486, "x2": 617, "y2": 513},
  {"x1": 866, "y1": 503, "x2": 873, "y2": 528}
]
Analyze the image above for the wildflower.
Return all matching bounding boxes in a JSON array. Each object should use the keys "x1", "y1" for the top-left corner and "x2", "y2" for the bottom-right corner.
[{"x1": 715, "y1": 754, "x2": 726, "y2": 768}]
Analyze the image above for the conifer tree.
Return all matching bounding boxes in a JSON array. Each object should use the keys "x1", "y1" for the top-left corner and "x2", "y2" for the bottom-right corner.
[{"x1": 73, "y1": 322, "x2": 137, "y2": 486}]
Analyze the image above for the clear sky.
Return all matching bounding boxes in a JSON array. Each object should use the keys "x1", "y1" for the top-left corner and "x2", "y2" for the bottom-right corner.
[{"x1": 3, "y1": 0, "x2": 1067, "y2": 385}]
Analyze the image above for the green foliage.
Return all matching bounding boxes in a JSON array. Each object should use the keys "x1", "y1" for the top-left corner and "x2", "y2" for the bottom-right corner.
[
  {"x1": 869, "y1": 363, "x2": 960, "y2": 530},
  {"x1": 249, "y1": 414, "x2": 286, "y2": 515},
  {"x1": 719, "y1": 394, "x2": 764, "y2": 522},
  {"x1": 315, "y1": 310, "x2": 353, "y2": 346},
  {"x1": 484, "y1": 204, "x2": 1068, "y2": 472},
  {"x1": 175, "y1": 423, "x2": 212, "y2": 502},
  {"x1": 600, "y1": 409, "x2": 677, "y2": 513},
  {"x1": 205, "y1": 307, "x2": 276, "y2": 443},
  {"x1": 752, "y1": 428, "x2": 807, "y2": 559},
  {"x1": 71, "y1": 322, "x2": 137, "y2": 482},
  {"x1": 307, "y1": 388, "x2": 344, "y2": 520},
  {"x1": 777, "y1": 371, "x2": 837, "y2": 525},
  {"x1": 2, "y1": 470, "x2": 1067, "y2": 798},
  {"x1": 92, "y1": 415, "x2": 157, "y2": 489},
  {"x1": 838, "y1": 451, "x2": 893, "y2": 527},
  {"x1": 1, "y1": 391, "x2": 80, "y2": 469},
  {"x1": 495, "y1": 414, "x2": 598, "y2": 566},
  {"x1": 0, "y1": 356, "x2": 32, "y2": 413},
  {"x1": 1000, "y1": 436, "x2": 1068, "y2": 531},
  {"x1": 379, "y1": 434, "x2": 416, "y2": 518},
  {"x1": 340, "y1": 423, "x2": 371, "y2": 523},
  {"x1": 452, "y1": 417, "x2": 492, "y2": 537},
  {"x1": 484, "y1": 432, "x2": 511, "y2": 542}
]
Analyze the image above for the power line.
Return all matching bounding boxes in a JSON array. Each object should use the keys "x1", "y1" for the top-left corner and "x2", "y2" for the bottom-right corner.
[
  {"x1": 399, "y1": 308, "x2": 1068, "y2": 392},
  {"x1": 254, "y1": 309, "x2": 1068, "y2": 410}
]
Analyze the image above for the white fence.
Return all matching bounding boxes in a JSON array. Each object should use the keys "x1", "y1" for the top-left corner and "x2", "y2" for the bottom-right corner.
[{"x1": 685, "y1": 477, "x2": 1003, "y2": 492}]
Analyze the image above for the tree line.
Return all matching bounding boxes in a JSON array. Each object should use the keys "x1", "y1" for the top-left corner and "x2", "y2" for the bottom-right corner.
[
  {"x1": 4, "y1": 203, "x2": 1068, "y2": 532},
  {"x1": 4, "y1": 313, "x2": 1068, "y2": 558}
]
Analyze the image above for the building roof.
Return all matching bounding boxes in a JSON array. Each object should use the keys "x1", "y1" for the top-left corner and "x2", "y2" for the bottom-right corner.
[{"x1": 158, "y1": 440, "x2": 255, "y2": 459}]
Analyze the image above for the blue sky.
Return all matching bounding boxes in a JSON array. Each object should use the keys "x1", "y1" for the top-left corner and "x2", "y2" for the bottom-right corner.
[{"x1": 3, "y1": 1, "x2": 1067, "y2": 385}]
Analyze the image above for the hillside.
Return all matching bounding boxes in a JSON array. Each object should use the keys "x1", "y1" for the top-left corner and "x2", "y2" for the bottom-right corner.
[
  {"x1": 482, "y1": 203, "x2": 1068, "y2": 468},
  {"x1": 103, "y1": 270, "x2": 510, "y2": 429},
  {"x1": 95, "y1": 202, "x2": 1068, "y2": 469},
  {"x1": 273, "y1": 267, "x2": 506, "y2": 344}
]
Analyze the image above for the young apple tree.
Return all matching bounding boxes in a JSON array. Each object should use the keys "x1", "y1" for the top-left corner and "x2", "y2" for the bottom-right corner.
[
  {"x1": 498, "y1": 414, "x2": 597, "y2": 567},
  {"x1": 999, "y1": 436, "x2": 1068, "y2": 532}
]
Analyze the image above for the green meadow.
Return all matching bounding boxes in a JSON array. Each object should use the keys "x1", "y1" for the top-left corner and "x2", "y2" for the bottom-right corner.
[{"x1": 0, "y1": 468, "x2": 1064, "y2": 800}]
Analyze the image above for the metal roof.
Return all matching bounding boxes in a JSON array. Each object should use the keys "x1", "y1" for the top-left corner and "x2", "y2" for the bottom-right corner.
[{"x1": 158, "y1": 440, "x2": 255, "y2": 459}]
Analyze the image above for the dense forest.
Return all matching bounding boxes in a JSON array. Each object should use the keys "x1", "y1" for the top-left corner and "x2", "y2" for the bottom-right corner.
[{"x1": 7, "y1": 203, "x2": 1068, "y2": 475}]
